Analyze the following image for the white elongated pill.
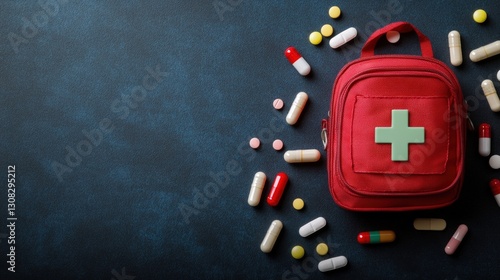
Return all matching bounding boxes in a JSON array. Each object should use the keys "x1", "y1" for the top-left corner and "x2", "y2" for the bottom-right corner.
[
  {"x1": 286, "y1": 92, "x2": 308, "y2": 125},
  {"x1": 284, "y1": 149, "x2": 321, "y2": 163},
  {"x1": 260, "y1": 220, "x2": 283, "y2": 253},
  {"x1": 413, "y1": 218, "x2": 447, "y2": 231},
  {"x1": 318, "y1": 256, "x2": 348, "y2": 272},
  {"x1": 448, "y1": 31, "x2": 463, "y2": 66},
  {"x1": 470, "y1": 40, "x2": 500, "y2": 62},
  {"x1": 299, "y1": 217, "x2": 326, "y2": 237},
  {"x1": 329, "y1": 27, "x2": 357, "y2": 49},
  {"x1": 482, "y1": 79, "x2": 500, "y2": 112},
  {"x1": 247, "y1": 172, "x2": 266, "y2": 206}
]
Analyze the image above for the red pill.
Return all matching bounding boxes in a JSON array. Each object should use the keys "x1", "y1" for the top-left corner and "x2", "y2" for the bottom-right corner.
[
  {"x1": 284, "y1": 47, "x2": 311, "y2": 76},
  {"x1": 445, "y1": 224, "x2": 468, "y2": 255},
  {"x1": 489, "y1": 179, "x2": 500, "y2": 207},
  {"x1": 479, "y1": 123, "x2": 491, "y2": 156},
  {"x1": 267, "y1": 172, "x2": 288, "y2": 206}
]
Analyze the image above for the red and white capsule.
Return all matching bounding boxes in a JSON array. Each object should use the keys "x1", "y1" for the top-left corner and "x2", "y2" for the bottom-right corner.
[
  {"x1": 285, "y1": 47, "x2": 311, "y2": 76},
  {"x1": 489, "y1": 179, "x2": 500, "y2": 207},
  {"x1": 479, "y1": 123, "x2": 491, "y2": 157}
]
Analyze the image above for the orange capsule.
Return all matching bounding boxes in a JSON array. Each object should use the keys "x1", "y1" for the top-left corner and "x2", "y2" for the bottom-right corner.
[{"x1": 357, "y1": 230, "x2": 396, "y2": 244}]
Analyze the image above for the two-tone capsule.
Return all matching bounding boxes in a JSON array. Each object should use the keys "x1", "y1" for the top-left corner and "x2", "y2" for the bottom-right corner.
[
  {"x1": 286, "y1": 92, "x2": 308, "y2": 125},
  {"x1": 489, "y1": 179, "x2": 500, "y2": 207},
  {"x1": 481, "y1": 79, "x2": 500, "y2": 112},
  {"x1": 247, "y1": 172, "x2": 266, "y2": 206},
  {"x1": 267, "y1": 172, "x2": 288, "y2": 207},
  {"x1": 260, "y1": 220, "x2": 283, "y2": 253},
  {"x1": 357, "y1": 230, "x2": 396, "y2": 244},
  {"x1": 445, "y1": 224, "x2": 468, "y2": 255},
  {"x1": 479, "y1": 123, "x2": 491, "y2": 157},
  {"x1": 470, "y1": 40, "x2": 500, "y2": 62},
  {"x1": 284, "y1": 149, "x2": 321, "y2": 163},
  {"x1": 285, "y1": 47, "x2": 311, "y2": 76}
]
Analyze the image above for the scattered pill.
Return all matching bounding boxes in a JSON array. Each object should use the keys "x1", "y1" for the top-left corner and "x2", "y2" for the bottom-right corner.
[
  {"x1": 293, "y1": 198, "x2": 304, "y2": 210},
  {"x1": 445, "y1": 224, "x2": 468, "y2": 255},
  {"x1": 291, "y1": 245, "x2": 305, "y2": 259},
  {"x1": 260, "y1": 220, "x2": 283, "y2": 253},
  {"x1": 318, "y1": 256, "x2": 348, "y2": 272},
  {"x1": 328, "y1": 6, "x2": 341, "y2": 19},
  {"x1": 479, "y1": 123, "x2": 491, "y2": 157},
  {"x1": 267, "y1": 172, "x2": 288, "y2": 207},
  {"x1": 273, "y1": 98, "x2": 284, "y2": 110},
  {"x1": 413, "y1": 218, "x2": 447, "y2": 231},
  {"x1": 247, "y1": 171, "x2": 266, "y2": 207},
  {"x1": 357, "y1": 230, "x2": 396, "y2": 244},
  {"x1": 489, "y1": 155, "x2": 500, "y2": 169},
  {"x1": 299, "y1": 217, "x2": 327, "y2": 237},
  {"x1": 470, "y1": 40, "x2": 500, "y2": 62},
  {"x1": 321, "y1": 24, "x2": 334, "y2": 37},
  {"x1": 473, "y1": 9, "x2": 487, "y2": 23},
  {"x1": 481, "y1": 79, "x2": 500, "y2": 112},
  {"x1": 286, "y1": 92, "x2": 308, "y2": 125},
  {"x1": 497, "y1": 70, "x2": 500, "y2": 81},
  {"x1": 386, "y1": 30, "x2": 400, "y2": 43},
  {"x1": 284, "y1": 149, "x2": 321, "y2": 163},
  {"x1": 285, "y1": 47, "x2": 311, "y2": 76},
  {"x1": 309, "y1": 31, "x2": 322, "y2": 45},
  {"x1": 249, "y1": 137, "x2": 260, "y2": 149},
  {"x1": 448, "y1": 30, "x2": 463, "y2": 66},
  {"x1": 272, "y1": 139, "x2": 284, "y2": 151},
  {"x1": 316, "y1": 243, "x2": 329, "y2": 256},
  {"x1": 329, "y1": 27, "x2": 357, "y2": 49},
  {"x1": 489, "y1": 179, "x2": 500, "y2": 207}
]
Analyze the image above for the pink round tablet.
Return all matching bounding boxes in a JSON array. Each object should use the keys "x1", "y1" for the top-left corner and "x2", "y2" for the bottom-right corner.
[
  {"x1": 249, "y1": 137, "x2": 260, "y2": 149},
  {"x1": 386, "y1": 31, "x2": 400, "y2": 43},
  {"x1": 272, "y1": 139, "x2": 284, "y2": 151},
  {"x1": 273, "y1": 98, "x2": 284, "y2": 110}
]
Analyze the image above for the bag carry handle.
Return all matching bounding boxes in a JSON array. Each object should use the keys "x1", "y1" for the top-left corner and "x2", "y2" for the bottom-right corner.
[{"x1": 361, "y1": 21, "x2": 433, "y2": 58}]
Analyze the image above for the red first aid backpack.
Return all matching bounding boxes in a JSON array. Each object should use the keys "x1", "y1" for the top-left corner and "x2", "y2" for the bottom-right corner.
[{"x1": 323, "y1": 22, "x2": 466, "y2": 211}]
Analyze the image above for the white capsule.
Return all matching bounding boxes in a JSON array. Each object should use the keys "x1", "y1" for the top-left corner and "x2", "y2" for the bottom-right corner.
[
  {"x1": 482, "y1": 79, "x2": 500, "y2": 112},
  {"x1": 284, "y1": 149, "x2": 321, "y2": 163},
  {"x1": 329, "y1": 27, "x2": 357, "y2": 49},
  {"x1": 260, "y1": 220, "x2": 283, "y2": 253},
  {"x1": 247, "y1": 172, "x2": 266, "y2": 206},
  {"x1": 470, "y1": 40, "x2": 500, "y2": 62},
  {"x1": 318, "y1": 256, "x2": 348, "y2": 272},
  {"x1": 448, "y1": 31, "x2": 463, "y2": 66},
  {"x1": 299, "y1": 217, "x2": 326, "y2": 237},
  {"x1": 286, "y1": 92, "x2": 308, "y2": 125}
]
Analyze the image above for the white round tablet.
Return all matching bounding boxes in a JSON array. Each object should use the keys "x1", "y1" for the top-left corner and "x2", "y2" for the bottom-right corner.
[
  {"x1": 489, "y1": 155, "x2": 500, "y2": 169},
  {"x1": 386, "y1": 31, "x2": 400, "y2": 43},
  {"x1": 497, "y1": 70, "x2": 500, "y2": 81}
]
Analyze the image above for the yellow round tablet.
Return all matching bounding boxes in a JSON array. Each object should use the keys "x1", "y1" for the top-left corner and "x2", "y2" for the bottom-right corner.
[
  {"x1": 321, "y1": 24, "x2": 334, "y2": 37},
  {"x1": 316, "y1": 243, "x2": 329, "y2": 256},
  {"x1": 293, "y1": 198, "x2": 304, "y2": 210},
  {"x1": 309, "y1": 31, "x2": 322, "y2": 45},
  {"x1": 473, "y1": 9, "x2": 487, "y2": 23},
  {"x1": 329, "y1": 6, "x2": 341, "y2": 19},
  {"x1": 291, "y1": 245, "x2": 305, "y2": 259}
]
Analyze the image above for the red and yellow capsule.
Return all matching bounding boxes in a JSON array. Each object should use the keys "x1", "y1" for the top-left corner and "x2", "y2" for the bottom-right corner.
[{"x1": 357, "y1": 230, "x2": 396, "y2": 244}]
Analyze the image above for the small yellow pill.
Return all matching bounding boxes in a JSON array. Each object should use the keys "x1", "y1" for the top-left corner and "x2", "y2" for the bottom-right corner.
[
  {"x1": 329, "y1": 6, "x2": 341, "y2": 19},
  {"x1": 293, "y1": 198, "x2": 304, "y2": 210},
  {"x1": 321, "y1": 24, "x2": 334, "y2": 37},
  {"x1": 316, "y1": 243, "x2": 329, "y2": 256},
  {"x1": 309, "y1": 31, "x2": 322, "y2": 45},
  {"x1": 473, "y1": 9, "x2": 487, "y2": 23},
  {"x1": 291, "y1": 245, "x2": 305, "y2": 259}
]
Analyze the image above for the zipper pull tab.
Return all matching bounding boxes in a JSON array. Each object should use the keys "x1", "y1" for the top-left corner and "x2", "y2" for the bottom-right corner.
[{"x1": 321, "y1": 119, "x2": 328, "y2": 150}]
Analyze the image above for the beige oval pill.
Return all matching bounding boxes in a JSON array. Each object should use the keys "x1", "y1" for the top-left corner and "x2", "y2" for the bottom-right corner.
[
  {"x1": 286, "y1": 92, "x2": 308, "y2": 125},
  {"x1": 247, "y1": 171, "x2": 266, "y2": 206},
  {"x1": 413, "y1": 218, "x2": 447, "y2": 231},
  {"x1": 260, "y1": 220, "x2": 283, "y2": 253},
  {"x1": 284, "y1": 149, "x2": 321, "y2": 163},
  {"x1": 482, "y1": 79, "x2": 500, "y2": 112}
]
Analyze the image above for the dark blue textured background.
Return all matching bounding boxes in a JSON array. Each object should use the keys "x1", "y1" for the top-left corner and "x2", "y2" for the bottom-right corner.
[{"x1": 1, "y1": 0, "x2": 500, "y2": 279}]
